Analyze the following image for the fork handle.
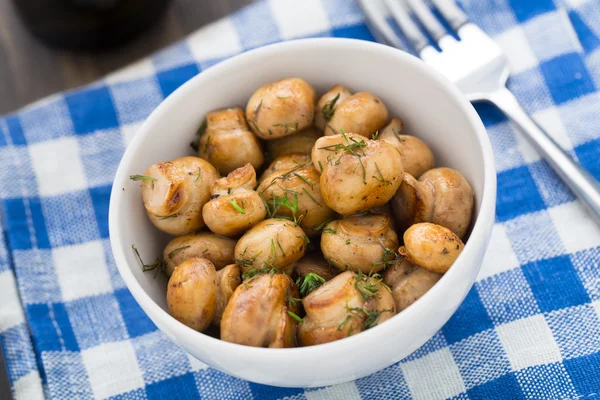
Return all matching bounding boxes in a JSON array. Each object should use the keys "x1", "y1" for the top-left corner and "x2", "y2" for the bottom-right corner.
[{"x1": 489, "y1": 88, "x2": 600, "y2": 223}]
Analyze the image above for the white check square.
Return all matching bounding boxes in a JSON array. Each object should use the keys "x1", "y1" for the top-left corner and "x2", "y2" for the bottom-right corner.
[
  {"x1": 53, "y1": 240, "x2": 112, "y2": 302},
  {"x1": 496, "y1": 315, "x2": 562, "y2": 370},
  {"x1": 494, "y1": 26, "x2": 538, "y2": 74},
  {"x1": 305, "y1": 382, "x2": 361, "y2": 400},
  {"x1": 269, "y1": 0, "x2": 330, "y2": 39},
  {"x1": 187, "y1": 19, "x2": 242, "y2": 61},
  {"x1": 549, "y1": 201, "x2": 600, "y2": 254},
  {"x1": 29, "y1": 137, "x2": 87, "y2": 197},
  {"x1": 82, "y1": 340, "x2": 144, "y2": 399},
  {"x1": 478, "y1": 224, "x2": 520, "y2": 280},
  {"x1": 401, "y1": 348, "x2": 466, "y2": 400}
]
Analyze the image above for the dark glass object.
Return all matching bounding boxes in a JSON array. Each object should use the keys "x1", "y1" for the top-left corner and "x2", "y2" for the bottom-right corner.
[{"x1": 12, "y1": 0, "x2": 171, "y2": 51}]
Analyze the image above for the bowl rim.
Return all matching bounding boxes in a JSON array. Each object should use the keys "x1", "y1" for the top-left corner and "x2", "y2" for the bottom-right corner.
[{"x1": 109, "y1": 37, "x2": 496, "y2": 362}]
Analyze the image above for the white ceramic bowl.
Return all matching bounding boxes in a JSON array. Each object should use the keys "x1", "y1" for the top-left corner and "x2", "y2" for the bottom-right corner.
[{"x1": 109, "y1": 38, "x2": 496, "y2": 388}]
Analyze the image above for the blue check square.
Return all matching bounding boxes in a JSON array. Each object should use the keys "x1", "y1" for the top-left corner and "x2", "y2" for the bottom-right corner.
[
  {"x1": 442, "y1": 288, "x2": 495, "y2": 345},
  {"x1": 65, "y1": 86, "x2": 120, "y2": 135}
]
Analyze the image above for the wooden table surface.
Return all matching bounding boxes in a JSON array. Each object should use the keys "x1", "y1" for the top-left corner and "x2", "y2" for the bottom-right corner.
[{"x1": 0, "y1": 0, "x2": 255, "y2": 396}]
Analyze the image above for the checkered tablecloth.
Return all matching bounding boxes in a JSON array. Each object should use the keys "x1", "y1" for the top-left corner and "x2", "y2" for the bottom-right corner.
[{"x1": 1, "y1": 0, "x2": 600, "y2": 398}]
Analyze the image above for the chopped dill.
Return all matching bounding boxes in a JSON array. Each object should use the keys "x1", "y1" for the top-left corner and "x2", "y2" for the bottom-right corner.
[
  {"x1": 321, "y1": 93, "x2": 340, "y2": 121},
  {"x1": 229, "y1": 198, "x2": 246, "y2": 214},
  {"x1": 296, "y1": 272, "x2": 326, "y2": 296}
]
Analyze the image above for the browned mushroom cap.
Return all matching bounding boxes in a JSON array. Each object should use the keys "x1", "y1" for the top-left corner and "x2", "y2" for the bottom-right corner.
[
  {"x1": 295, "y1": 253, "x2": 340, "y2": 282},
  {"x1": 258, "y1": 160, "x2": 336, "y2": 237},
  {"x1": 320, "y1": 214, "x2": 399, "y2": 274},
  {"x1": 389, "y1": 173, "x2": 433, "y2": 234},
  {"x1": 418, "y1": 168, "x2": 474, "y2": 239},
  {"x1": 167, "y1": 258, "x2": 217, "y2": 332},
  {"x1": 266, "y1": 127, "x2": 323, "y2": 160},
  {"x1": 400, "y1": 223, "x2": 464, "y2": 274},
  {"x1": 298, "y1": 271, "x2": 395, "y2": 346},
  {"x1": 311, "y1": 132, "x2": 364, "y2": 172},
  {"x1": 319, "y1": 136, "x2": 403, "y2": 215},
  {"x1": 197, "y1": 107, "x2": 264, "y2": 175},
  {"x1": 246, "y1": 78, "x2": 317, "y2": 139},
  {"x1": 202, "y1": 164, "x2": 267, "y2": 237},
  {"x1": 326, "y1": 92, "x2": 388, "y2": 138},
  {"x1": 259, "y1": 153, "x2": 311, "y2": 184},
  {"x1": 315, "y1": 85, "x2": 353, "y2": 131},
  {"x1": 233, "y1": 219, "x2": 308, "y2": 273},
  {"x1": 378, "y1": 118, "x2": 435, "y2": 178},
  {"x1": 163, "y1": 232, "x2": 236, "y2": 277},
  {"x1": 140, "y1": 156, "x2": 218, "y2": 235},
  {"x1": 220, "y1": 272, "x2": 299, "y2": 348},
  {"x1": 213, "y1": 264, "x2": 242, "y2": 326},
  {"x1": 383, "y1": 258, "x2": 441, "y2": 312}
]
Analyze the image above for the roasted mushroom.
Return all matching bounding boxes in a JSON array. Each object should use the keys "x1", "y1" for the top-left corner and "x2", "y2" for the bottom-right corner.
[
  {"x1": 202, "y1": 164, "x2": 267, "y2": 237},
  {"x1": 378, "y1": 118, "x2": 435, "y2": 178},
  {"x1": 400, "y1": 223, "x2": 464, "y2": 274},
  {"x1": 138, "y1": 156, "x2": 218, "y2": 235},
  {"x1": 258, "y1": 159, "x2": 335, "y2": 236},
  {"x1": 266, "y1": 127, "x2": 322, "y2": 160},
  {"x1": 315, "y1": 85, "x2": 352, "y2": 131},
  {"x1": 325, "y1": 91, "x2": 388, "y2": 138},
  {"x1": 317, "y1": 135, "x2": 403, "y2": 215},
  {"x1": 214, "y1": 264, "x2": 242, "y2": 326},
  {"x1": 320, "y1": 214, "x2": 399, "y2": 274},
  {"x1": 298, "y1": 271, "x2": 395, "y2": 346},
  {"x1": 233, "y1": 219, "x2": 307, "y2": 273},
  {"x1": 197, "y1": 107, "x2": 264, "y2": 174},
  {"x1": 310, "y1": 132, "x2": 365, "y2": 173},
  {"x1": 220, "y1": 272, "x2": 299, "y2": 347},
  {"x1": 246, "y1": 78, "x2": 317, "y2": 139},
  {"x1": 390, "y1": 167, "x2": 474, "y2": 238},
  {"x1": 163, "y1": 232, "x2": 237, "y2": 276},
  {"x1": 167, "y1": 258, "x2": 217, "y2": 332},
  {"x1": 259, "y1": 153, "x2": 311, "y2": 183},
  {"x1": 383, "y1": 258, "x2": 441, "y2": 311},
  {"x1": 296, "y1": 253, "x2": 340, "y2": 283}
]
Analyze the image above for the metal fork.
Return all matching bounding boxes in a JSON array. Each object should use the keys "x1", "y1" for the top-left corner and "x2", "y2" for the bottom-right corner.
[{"x1": 358, "y1": 0, "x2": 600, "y2": 223}]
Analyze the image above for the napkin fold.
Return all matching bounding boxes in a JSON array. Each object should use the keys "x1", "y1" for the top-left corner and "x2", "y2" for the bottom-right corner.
[{"x1": 1, "y1": 0, "x2": 600, "y2": 399}]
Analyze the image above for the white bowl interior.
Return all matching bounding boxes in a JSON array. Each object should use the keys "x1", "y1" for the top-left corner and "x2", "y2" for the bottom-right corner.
[{"x1": 109, "y1": 38, "x2": 495, "y2": 387}]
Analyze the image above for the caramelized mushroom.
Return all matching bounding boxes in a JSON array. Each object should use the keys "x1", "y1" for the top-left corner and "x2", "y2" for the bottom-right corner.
[
  {"x1": 320, "y1": 214, "x2": 399, "y2": 274},
  {"x1": 400, "y1": 223, "x2": 464, "y2": 274},
  {"x1": 220, "y1": 272, "x2": 299, "y2": 347},
  {"x1": 197, "y1": 107, "x2": 264, "y2": 174},
  {"x1": 202, "y1": 164, "x2": 267, "y2": 237},
  {"x1": 383, "y1": 258, "x2": 441, "y2": 311},
  {"x1": 258, "y1": 159, "x2": 336, "y2": 236},
  {"x1": 163, "y1": 232, "x2": 236, "y2": 276},
  {"x1": 246, "y1": 78, "x2": 316, "y2": 139},
  {"x1": 213, "y1": 264, "x2": 242, "y2": 326},
  {"x1": 318, "y1": 135, "x2": 403, "y2": 215},
  {"x1": 266, "y1": 127, "x2": 322, "y2": 159},
  {"x1": 140, "y1": 157, "x2": 218, "y2": 235},
  {"x1": 298, "y1": 271, "x2": 395, "y2": 346},
  {"x1": 259, "y1": 153, "x2": 311, "y2": 183},
  {"x1": 326, "y1": 92, "x2": 388, "y2": 138},
  {"x1": 233, "y1": 219, "x2": 307, "y2": 273},
  {"x1": 315, "y1": 85, "x2": 352, "y2": 131},
  {"x1": 167, "y1": 258, "x2": 217, "y2": 332}
]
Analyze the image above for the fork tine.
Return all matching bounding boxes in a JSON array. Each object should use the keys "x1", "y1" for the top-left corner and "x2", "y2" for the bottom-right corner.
[
  {"x1": 357, "y1": 0, "x2": 405, "y2": 49},
  {"x1": 383, "y1": 0, "x2": 432, "y2": 54},
  {"x1": 430, "y1": 0, "x2": 469, "y2": 32},
  {"x1": 405, "y1": 0, "x2": 457, "y2": 49}
]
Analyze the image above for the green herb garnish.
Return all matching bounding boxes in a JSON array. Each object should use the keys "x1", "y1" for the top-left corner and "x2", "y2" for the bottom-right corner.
[
  {"x1": 287, "y1": 311, "x2": 303, "y2": 323},
  {"x1": 296, "y1": 272, "x2": 326, "y2": 296},
  {"x1": 321, "y1": 93, "x2": 340, "y2": 121},
  {"x1": 229, "y1": 198, "x2": 246, "y2": 214},
  {"x1": 373, "y1": 162, "x2": 392, "y2": 186},
  {"x1": 190, "y1": 119, "x2": 207, "y2": 151},
  {"x1": 167, "y1": 245, "x2": 190, "y2": 259},
  {"x1": 158, "y1": 214, "x2": 178, "y2": 220},
  {"x1": 132, "y1": 244, "x2": 165, "y2": 278},
  {"x1": 194, "y1": 167, "x2": 201, "y2": 182},
  {"x1": 129, "y1": 175, "x2": 157, "y2": 182}
]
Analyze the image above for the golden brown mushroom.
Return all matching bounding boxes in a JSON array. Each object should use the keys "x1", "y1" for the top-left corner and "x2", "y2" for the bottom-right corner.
[
  {"x1": 167, "y1": 258, "x2": 217, "y2": 332},
  {"x1": 197, "y1": 107, "x2": 264, "y2": 175},
  {"x1": 378, "y1": 118, "x2": 435, "y2": 178},
  {"x1": 315, "y1": 85, "x2": 353, "y2": 131},
  {"x1": 220, "y1": 272, "x2": 299, "y2": 347},
  {"x1": 400, "y1": 223, "x2": 465, "y2": 274},
  {"x1": 202, "y1": 164, "x2": 267, "y2": 237},
  {"x1": 310, "y1": 132, "x2": 364, "y2": 173},
  {"x1": 246, "y1": 78, "x2": 316, "y2": 139},
  {"x1": 162, "y1": 232, "x2": 237, "y2": 277},
  {"x1": 320, "y1": 214, "x2": 399, "y2": 274},
  {"x1": 326, "y1": 92, "x2": 388, "y2": 138},
  {"x1": 383, "y1": 258, "x2": 441, "y2": 312},
  {"x1": 258, "y1": 159, "x2": 336, "y2": 236},
  {"x1": 298, "y1": 271, "x2": 395, "y2": 346},
  {"x1": 213, "y1": 264, "x2": 242, "y2": 326},
  {"x1": 233, "y1": 219, "x2": 308, "y2": 273},
  {"x1": 139, "y1": 157, "x2": 218, "y2": 235},
  {"x1": 318, "y1": 135, "x2": 403, "y2": 215},
  {"x1": 390, "y1": 168, "x2": 474, "y2": 238},
  {"x1": 259, "y1": 153, "x2": 311, "y2": 183}
]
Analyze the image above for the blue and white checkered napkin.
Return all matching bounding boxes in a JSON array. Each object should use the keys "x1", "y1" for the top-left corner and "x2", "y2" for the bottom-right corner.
[{"x1": 1, "y1": 0, "x2": 600, "y2": 398}]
